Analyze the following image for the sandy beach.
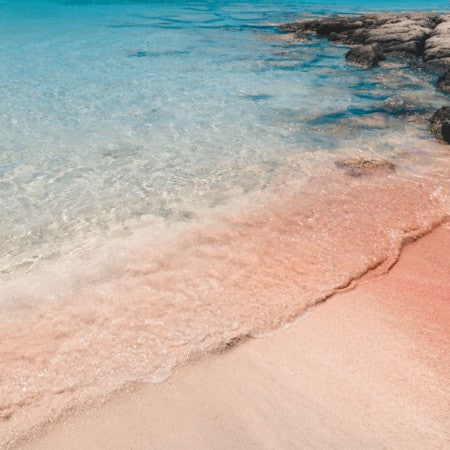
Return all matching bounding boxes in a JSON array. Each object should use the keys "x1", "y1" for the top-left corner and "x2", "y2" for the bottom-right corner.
[
  {"x1": 2, "y1": 4, "x2": 450, "y2": 448},
  {"x1": 19, "y1": 224, "x2": 450, "y2": 449}
]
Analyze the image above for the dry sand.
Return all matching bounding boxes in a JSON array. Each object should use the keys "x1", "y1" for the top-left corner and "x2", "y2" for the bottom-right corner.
[{"x1": 20, "y1": 225, "x2": 450, "y2": 449}]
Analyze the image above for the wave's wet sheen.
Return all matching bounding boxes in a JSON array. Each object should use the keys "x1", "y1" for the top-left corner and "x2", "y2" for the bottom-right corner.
[{"x1": 1, "y1": 152, "x2": 449, "y2": 446}]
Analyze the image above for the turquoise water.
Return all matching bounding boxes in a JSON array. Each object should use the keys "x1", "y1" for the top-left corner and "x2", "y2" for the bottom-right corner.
[{"x1": 1, "y1": 0, "x2": 449, "y2": 274}]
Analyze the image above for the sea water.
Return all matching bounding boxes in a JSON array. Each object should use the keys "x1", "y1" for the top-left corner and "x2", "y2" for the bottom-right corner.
[{"x1": 1, "y1": 0, "x2": 449, "y2": 445}]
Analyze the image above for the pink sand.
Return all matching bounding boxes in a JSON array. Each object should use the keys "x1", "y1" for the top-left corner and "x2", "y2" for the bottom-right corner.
[{"x1": 19, "y1": 225, "x2": 450, "y2": 449}]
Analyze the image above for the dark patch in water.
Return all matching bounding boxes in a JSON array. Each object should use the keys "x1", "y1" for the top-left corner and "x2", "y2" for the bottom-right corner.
[
  {"x1": 242, "y1": 94, "x2": 272, "y2": 101},
  {"x1": 128, "y1": 51, "x2": 148, "y2": 58},
  {"x1": 108, "y1": 23, "x2": 161, "y2": 29},
  {"x1": 354, "y1": 92, "x2": 385, "y2": 101},
  {"x1": 308, "y1": 107, "x2": 379, "y2": 125},
  {"x1": 128, "y1": 50, "x2": 190, "y2": 58}
]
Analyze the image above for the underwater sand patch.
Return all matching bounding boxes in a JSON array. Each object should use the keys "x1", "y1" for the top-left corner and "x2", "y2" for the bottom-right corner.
[{"x1": 261, "y1": 33, "x2": 312, "y2": 43}]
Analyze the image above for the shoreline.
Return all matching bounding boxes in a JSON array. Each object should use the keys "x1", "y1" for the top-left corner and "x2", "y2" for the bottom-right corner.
[
  {"x1": 19, "y1": 224, "x2": 450, "y2": 449},
  {"x1": 2, "y1": 167, "x2": 448, "y2": 449},
  {"x1": 1, "y1": 6, "x2": 449, "y2": 448}
]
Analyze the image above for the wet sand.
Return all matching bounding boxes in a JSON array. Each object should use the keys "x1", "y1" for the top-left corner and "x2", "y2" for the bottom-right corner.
[{"x1": 20, "y1": 224, "x2": 450, "y2": 449}]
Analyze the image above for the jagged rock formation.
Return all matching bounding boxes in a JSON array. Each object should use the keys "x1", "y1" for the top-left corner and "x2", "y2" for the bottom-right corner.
[
  {"x1": 437, "y1": 69, "x2": 450, "y2": 92},
  {"x1": 423, "y1": 16, "x2": 450, "y2": 68},
  {"x1": 429, "y1": 106, "x2": 450, "y2": 144},
  {"x1": 279, "y1": 12, "x2": 450, "y2": 145},
  {"x1": 279, "y1": 13, "x2": 450, "y2": 71},
  {"x1": 345, "y1": 44, "x2": 385, "y2": 68}
]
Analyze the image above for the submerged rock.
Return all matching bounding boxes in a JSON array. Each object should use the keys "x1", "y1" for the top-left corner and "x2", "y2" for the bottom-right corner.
[
  {"x1": 352, "y1": 113, "x2": 389, "y2": 128},
  {"x1": 261, "y1": 32, "x2": 312, "y2": 43},
  {"x1": 429, "y1": 106, "x2": 450, "y2": 144},
  {"x1": 334, "y1": 157, "x2": 396, "y2": 177},
  {"x1": 345, "y1": 44, "x2": 385, "y2": 68},
  {"x1": 437, "y1": 70, "x2": 450, "y2": 93}
]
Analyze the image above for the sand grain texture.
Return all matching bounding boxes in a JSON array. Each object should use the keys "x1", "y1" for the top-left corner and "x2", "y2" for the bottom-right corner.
[{"x1": 19, "y1": 225, "x2": 450, "y2": 449}]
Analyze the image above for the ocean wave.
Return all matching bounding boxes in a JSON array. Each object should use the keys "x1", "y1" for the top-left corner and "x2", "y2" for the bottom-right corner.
[{"x1": 1, "y1": 161, "x2": 448, "y2": 447}]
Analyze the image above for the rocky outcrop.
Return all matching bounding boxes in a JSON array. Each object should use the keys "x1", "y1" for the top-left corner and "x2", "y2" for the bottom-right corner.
[
  {"x1": 279, "y1": 12, "x2": 450, "y2": 145},
  {"x1": 345, "y1": 44, "x2": 385, "y2": 68},
  {"x1": 423, "y1": 15, "x2": 450, "y2": 69},
  {"x1": 437, "y1": 70, "x2": 450, "y2": 92},
  {"x1": 279, "y1": 13, "x2": 450, "y2": 71},
  {"x1": 429, "y1": 106, "x2": 450, "y2": 144}
]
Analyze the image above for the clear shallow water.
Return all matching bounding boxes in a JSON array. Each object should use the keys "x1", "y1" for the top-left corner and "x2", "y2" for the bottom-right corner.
[
  {"x1": 1, "y1": 0, "x2": 449, "y2": 274},
  {"x1": 1, "y1": 0, "x2": 450, "y2": 446}
]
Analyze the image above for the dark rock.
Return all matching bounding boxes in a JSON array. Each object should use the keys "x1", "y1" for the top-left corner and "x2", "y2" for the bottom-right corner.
[
  {"x1": 382, "y1": 39, "x2": 426, "y2": 57},
  {"x1": 437, "y1": 70, "x2": 450, "y2": 92},
  {"x1": 328, "y1": 32, "x2": 339, "y2": 41},
  {"x1": 344, "y1": 28, "x2": 367, "y2": 45},
  {"x1": 345, "y1": 44, "x2": 385, "y2": 68},
  {"x1": 442, "y1": 121, "x2": 450, "y2": 143},
  {"x1": 278, "y1": 20, "x2": 322, "y2": 34},
  {"x1": 279, "y1": 12, "x2": 448, "y2": 67},
  {"x1": 316, "y1": 19, "x2": 363, "y2": 37},
  {"x1": 429, "y1": 106, "x2": 450, "y2": 143},
  {"x1": 334, "y1": 158, "x2": 396, "y2": 177},
  {"x1": 278, "y1": 12, "x2": 450, "y2": 144}
]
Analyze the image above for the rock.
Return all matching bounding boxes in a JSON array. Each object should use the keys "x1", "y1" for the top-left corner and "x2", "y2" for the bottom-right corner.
[
  {"x1": 443, "y1": 122, "x2": 450, "y2": 143},
  {"x1": 345, "y1": 44, "x2": 385, "y2": 68},
  {"x1": 278, "y1": 19, "x2": 322, "y2": 34},
  {"x1": 316, "y1": 19, "x2": 363, "y2": 37},
  {"x1": 429, "y1": 106, "x2": 450, "y2": 143},
  {"x1": 334, "y1": 158, "x2": 396, "y2": 177},
  {"x1": 278, "y1": 12, "x2": 450, "y2": 144},
  {"x1": 381, "y1": 41, "x2": 425, "y2": 59},
  {"x1": 278, "y1": 12, "x2": 449, "y2": 67},
  {"x1": 422, "y1": 16, "x2": 450, "y2": 68},
  {"x1": 437, "y1": 70, "x2": 450, "y2": 92},
  {"x1": 363, "y1": 19, "x2": 431, "y2": 52}
]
